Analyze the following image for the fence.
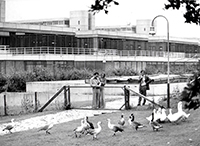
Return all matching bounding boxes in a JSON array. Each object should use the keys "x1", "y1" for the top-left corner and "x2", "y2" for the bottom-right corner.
[
  {"x1": 0, "y1": 46, "x2": 198, "y2": 59},
  {"x1": 0, "y1": 85, "x2": 127, "y2": 116},
  {"x1": 0, "y1": 81, "x2": 188, "y2": 116}
]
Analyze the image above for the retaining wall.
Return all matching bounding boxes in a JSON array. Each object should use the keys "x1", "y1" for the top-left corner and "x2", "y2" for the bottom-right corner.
[{"x1": 0, "y1": 79, "x2": 187, "y2": 116}]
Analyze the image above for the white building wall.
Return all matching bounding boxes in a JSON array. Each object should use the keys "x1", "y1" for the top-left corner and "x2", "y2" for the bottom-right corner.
[
  {"x1": 69, "y1": 10, "x2": 95, "y2": 31},
  {"x1": 0, "y1": 0, "x2": 5, "y2": 22},
  {"x1": 136, "y1": 19, "x2": 156, "y2": 35}
]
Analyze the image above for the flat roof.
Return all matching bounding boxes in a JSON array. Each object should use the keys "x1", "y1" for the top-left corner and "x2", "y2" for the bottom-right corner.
[{"x1": 0, "y1": 22, "x2": 75, "y2": 35}]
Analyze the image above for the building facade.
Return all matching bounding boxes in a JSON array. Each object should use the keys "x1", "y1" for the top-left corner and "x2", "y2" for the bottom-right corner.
[{"x1": 0, "y1": 1, "x2": 200, "y2": 75}]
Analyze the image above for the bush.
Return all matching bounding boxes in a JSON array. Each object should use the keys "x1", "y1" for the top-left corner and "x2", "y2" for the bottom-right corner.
[
  {"x1": 31, "y1": 67, "x2": 55, "y2": 81},
  {"x1": 54, "y1": 68, "x2": 93, "y2": 80},
  {"x1": 0, "y1": 74, "x2": 7, "y2": 93},
  {"x1": 0, "y1": 64, "x2": 199, "y2": 92},
  {"x1": 6, "y1": 73, "x2": 26, "y2": 92},
  {"x1": 111, "y1": 68, "x2": 137, "y2": 76}
]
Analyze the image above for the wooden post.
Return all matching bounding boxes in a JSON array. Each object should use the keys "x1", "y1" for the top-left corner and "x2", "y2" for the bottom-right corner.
[
  {"x1": 63, "y1": 86, "x2": 67, "y2": 109},
  {"x1": 124, "y1": 86, "x2": 130, "y2": 110},
  {"x1": 4, "y1": 94, "x2": 7, "y2": 116},
  {"x1": 38, "y1": 86, "x2": 65, "y2": 112},
  {"x1": 67, "y1": 85, "x2": 71, "y2": 109},
  {"x1": 125, "y1": 86, "x2": 165, "y2": 109},
  {"x1": 34, "y1": 92, "x2": 38, "y2": 112}
]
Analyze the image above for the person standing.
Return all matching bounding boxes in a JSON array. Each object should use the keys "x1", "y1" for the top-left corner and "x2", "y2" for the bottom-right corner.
[
  {"x1": 138, "y1": 70, "x2": 153, "y2": 106},
  {"x1": 99, "y1": 73, "x2": 106, "y2": 109},
  {"x1": 90, "y1": 72, "x2": 101, "y2": 109}
]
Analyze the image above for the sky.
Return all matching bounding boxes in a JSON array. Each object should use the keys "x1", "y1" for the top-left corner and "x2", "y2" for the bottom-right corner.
[{"x1": 5, "y1": 0, "x2": 200, "y2": 39}]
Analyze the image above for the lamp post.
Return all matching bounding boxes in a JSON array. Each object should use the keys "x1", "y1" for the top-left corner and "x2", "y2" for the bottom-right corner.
[{"x1": 149, "y1": 15, "x2": 170, "y2": 108}]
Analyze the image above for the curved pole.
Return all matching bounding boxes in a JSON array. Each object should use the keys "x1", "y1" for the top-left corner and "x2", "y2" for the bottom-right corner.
[{"x1": 151, "y1": 15, "x2": 170, "y2": 108}]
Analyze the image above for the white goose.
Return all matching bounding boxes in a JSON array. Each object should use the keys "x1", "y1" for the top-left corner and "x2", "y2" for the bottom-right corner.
[
  {"x1": 3, "y1": 119, "x2": 15, "y2": 134},
  {"x1": 167, "y1": 101, "x2": 190, "y2": 123},
  {"x1": 38, "y1": 118, "x2": 55, "y2": 134},
  {"x1": 178, "y1": 101, "x2": 190, "y2": 119},
  {"x1": 87, "y1": 121, "x2": 102, "y2": 140},
  {"x1": 167, "y1": 108, "x2": 184, "y2": 124},
  {"x1": 159, "y1": 108, "x2": 167, "y2": 123},
  {"x1": 73, "y1": 120, "x2": 85, "y2": 138},
  {"x1": 146, "y1": 108, "x2": 160, "y2": 122}
]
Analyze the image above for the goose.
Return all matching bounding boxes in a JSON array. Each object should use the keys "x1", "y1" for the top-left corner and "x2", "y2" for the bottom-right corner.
[
  {"x1": 118, "y1": 113, "x2": 125, "y2": 127},
  {"x1": 146, "y1": 108, "x2": 160, "y2": 122},
  {"x1": 84, "y1": 116, "x2": 94, "y2": 129},
  {"x1": 38, "y1": 118, "x2": 55, "y2": 134},
  {"x1": 3, "y1": 119, "x2": 15, "y2": 133},
  {"x1": 129, "y1": 114, "x2": 146, "y2": 130},
  {"x1": 83, "y1": 116, "x2": 94, "y2": 134},
  {"x1": 178, "y1": 101, "x2": 190, "y2": 119},
  {"x1": 73, "y1": 120, "x2": 85, "y2": 138},
  {"x1": 87, "y1": 121, "x2": 102, "y2": 140},
  {"x1": 149, "y1": 112, "x2": 163, "y2": 131},
  {"x1": 159, "y1": 108, "x2": 167, "y2": 123},
  {"x1": 107, "y1": 119, "x2": 124, "y2": 136},
  {"x1": 167, "y1": 108, "x2": 185, "y2": 124}
]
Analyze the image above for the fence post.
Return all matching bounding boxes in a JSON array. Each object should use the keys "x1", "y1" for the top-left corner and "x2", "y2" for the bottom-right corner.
[
  {"x1": 67, "y1": 85, "x2": 71, "y2": 109},
  {"x1": 124, "y1": 86, "x2": 130, "y2": 110},
  {"x1": 4, "y1": 93, "x2": 7, "y2": 116},
  {"x1": 34, "y1": 92, "x2": 38, "y2": 112},
  {"x1": 63, "y1": 86, "x2": 67, "y2": 109}
]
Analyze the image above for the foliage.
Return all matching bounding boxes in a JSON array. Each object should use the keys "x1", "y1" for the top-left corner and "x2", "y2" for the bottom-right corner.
[
  {"x1": 90, "y1": 0, "x2": 119, "y2": 14},
  {"x1": 6, "y1": 73, "x2": 26, "y2": 92},
  {"x1": 165, "y1": 0, "x2": 200, "y2": 25},
  {"x1": 0, "y1": 64, "x2": 199, "y2": 92},
  {"x1": 89, "y1": 0, "x2": 200, "y2": 25},
  {"x1": 0, "y1": 74, "x2": 7, "y2": 93},
  {"x1": 21, "y1": 96, "x2": 34, "y2": 113},
  {"x1": 30, "y1": 67, "x2": 55, "y2": 81},
  {"x1": 54, "y1": 68, "x2": 93, "y2": 80},
  {"x1": 111, "y1": 67, "x2": 137, "y2": 76},
  {"x1": 145, "y1": 65, "x2": 165, "y2": 75}
]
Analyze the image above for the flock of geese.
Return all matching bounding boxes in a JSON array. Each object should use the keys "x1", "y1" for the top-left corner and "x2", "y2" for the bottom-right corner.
[
  {"x1": 2, "y1": 101, "x2": 191, "y2": 140},
  {"x1": 72, "y1": 101, "x2": 190, "y2": 139},
  {"x1": 72, "y1": 101, "x2": 191, "y2": 139}
]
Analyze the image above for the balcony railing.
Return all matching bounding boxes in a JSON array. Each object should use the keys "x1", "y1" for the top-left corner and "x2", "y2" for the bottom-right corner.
[{"x1": 0, "y1": 46, "x2": 199, "y2": 59}]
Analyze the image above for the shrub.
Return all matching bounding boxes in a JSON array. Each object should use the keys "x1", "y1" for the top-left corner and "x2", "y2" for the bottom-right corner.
[
  {"x1": 6, "y1": 73, "x2": 26, "y2": 92},
  {"x1": 54, "y1": 68, "x2": 93, "y2": 80},
  {"x1": 0, "y1": 74, "x2": 7, "y2": 93},
  {"x1": 111, "y1": 67, "x2": 137, "y2": 76},
  {"x1": 21, "y1": 96, "x2": 34, "y2": 113},
  {"x1": 31, "y1": 67, "x2": 55, "y2": 81}
]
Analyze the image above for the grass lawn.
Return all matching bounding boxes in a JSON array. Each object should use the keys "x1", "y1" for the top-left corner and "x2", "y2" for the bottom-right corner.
[{"x1": 0, "y1": 104, "x2": 200, "y2": 146}]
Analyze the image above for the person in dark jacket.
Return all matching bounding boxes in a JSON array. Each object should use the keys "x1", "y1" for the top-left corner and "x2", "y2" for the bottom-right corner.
[
  {"x1": 137, "y1": 70, "x2": 154, "y2": 106},
  {"x1": 99, "y1": 73, "x2": 106, "y2": 109}
]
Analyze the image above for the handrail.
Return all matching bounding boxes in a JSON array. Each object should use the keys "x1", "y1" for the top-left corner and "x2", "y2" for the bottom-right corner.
[{"x1": 0, "y1": 46, "x2": 198, "y2": 58}]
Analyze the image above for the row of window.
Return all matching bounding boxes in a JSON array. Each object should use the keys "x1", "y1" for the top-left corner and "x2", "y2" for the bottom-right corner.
[{"x1": 3, "y1": 32, "x2": 200, "y2": 53}]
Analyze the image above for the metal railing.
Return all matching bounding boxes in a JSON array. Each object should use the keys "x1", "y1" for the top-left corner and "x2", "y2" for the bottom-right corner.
[{"x1": 0, "y1": 46, "x2": 199, "y2": 58}]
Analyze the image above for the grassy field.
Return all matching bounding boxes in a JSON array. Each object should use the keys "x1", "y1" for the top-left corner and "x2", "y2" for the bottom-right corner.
[{"x1": 0, "y1": 104, "x2": 200, "y2": 146}]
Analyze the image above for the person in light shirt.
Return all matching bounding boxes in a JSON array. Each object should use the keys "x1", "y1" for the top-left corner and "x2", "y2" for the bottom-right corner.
[
  {"x1": 90, "y1": 72, "x2": 101, "y2": 109},
  {"x1": 137, "y1": 70, "x2": 154, "y2": 106}
]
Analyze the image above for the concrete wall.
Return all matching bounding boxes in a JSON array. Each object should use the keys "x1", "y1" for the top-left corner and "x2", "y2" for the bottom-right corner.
[
  {"x1": 0, "y1": 79, "x2": 187, "y2": 115},
  {"x1": 0, "y1": 0, "x2": 5, "y2": 22},
  {"x1": 70, "y1": 10, "x2": 95, "y2": 31},
  {"x1": 136, "y1": 19, "x2": 155, "y2": 35}
]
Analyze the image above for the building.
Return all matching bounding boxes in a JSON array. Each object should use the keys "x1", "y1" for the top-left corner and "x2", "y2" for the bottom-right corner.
[{"x1": 0, "y1": 0, "x2": 199, "y2": 75}]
